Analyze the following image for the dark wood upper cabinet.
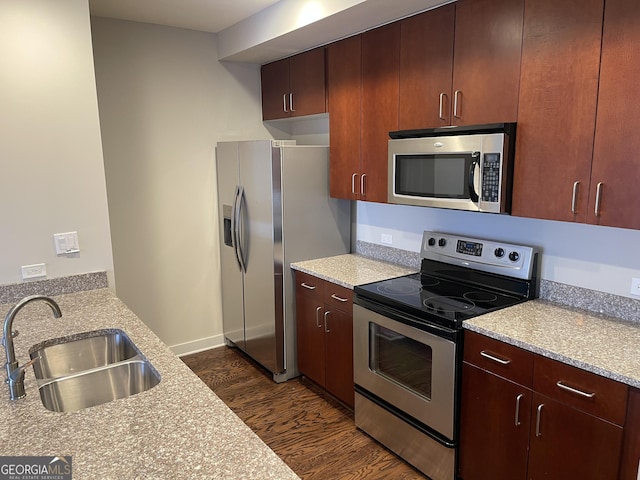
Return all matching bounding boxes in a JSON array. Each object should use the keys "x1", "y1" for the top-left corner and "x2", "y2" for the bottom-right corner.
[
  {"x1": 399, "y1": 0, "x2": 523, "y2": 130},
  {"x1": 327, "y1": 35, "x2": 361, "y2": 200},
  {"x1": 589, "y1": 0, "x2": 640, "y2": 229},
  {"x1": 451, "y1": 0, "x2": 524, "y2": 126},
  {"x1": 512, "y1": 0, "x2": 604, "y2": 223},
  {"x1": 261, "y1": 47, "x2": 326, "y2": 121},
  {"x1": 360, "y1": 23, "x2": 400, "y2": 203},
  {"x1": 399, "y1": 4, "x2": 455, "y2": 129}
]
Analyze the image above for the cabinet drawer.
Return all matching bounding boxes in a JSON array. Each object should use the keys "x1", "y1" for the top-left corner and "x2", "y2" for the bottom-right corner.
[
  {"x1": 464, "y1": 331, "x2": 534, "y2": 388},
  {"x1": 533, "y1": 355, "x2": 628, "y2": 426},
  {"x1": 323, "y1": 282, "x2": 353, "y2": 312},
  {"x1": 295, "y1": 271, "x2": 324, "y2": 299}
]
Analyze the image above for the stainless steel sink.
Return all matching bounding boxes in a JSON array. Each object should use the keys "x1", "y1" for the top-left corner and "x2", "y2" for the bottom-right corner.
[
  {"x1": 28, "y1": 329, "x2": 160, "y2": 412},
  {"x1": 37, "y1": 359, "x2": 160, "y2": 412},
  {"x1": 30, "y1": 329, "x2": 138, "y2": 379}
]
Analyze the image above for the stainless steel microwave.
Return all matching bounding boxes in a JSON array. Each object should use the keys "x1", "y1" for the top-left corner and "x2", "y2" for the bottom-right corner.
[{"x1": 388, "y1": 123, "x2": 516, "y2": 213}]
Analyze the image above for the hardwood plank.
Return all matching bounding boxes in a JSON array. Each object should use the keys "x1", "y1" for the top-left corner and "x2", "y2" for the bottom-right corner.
[{"x1": 182, "y1": 346, "x2": 425, "y2": 479}]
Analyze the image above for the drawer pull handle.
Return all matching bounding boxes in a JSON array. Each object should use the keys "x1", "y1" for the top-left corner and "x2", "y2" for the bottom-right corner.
[
  {"x1": 301, "y1": 282, "x2": 316, "y2": 290},
  {"x1": 535, "y1": 403, "x2": 544, "y2": 437},
  {"x1": 324, "y1": 311, "x2": 331, "y2": 333},
  {"x1": 515, "y1": 394, "x2": 523, "y2": 426},
  {"x1": 480, "y1": 351, "x2": 511, "y2": 365},
  {"x1": 556, "y1": 381, "x2": 596, "y2": 398},
  {"x1": 315, "y1": 306, "x2": 322, "y2": 328},
  {"x1": 330, "y1": 294, "x2": 348, "y2": 303}
]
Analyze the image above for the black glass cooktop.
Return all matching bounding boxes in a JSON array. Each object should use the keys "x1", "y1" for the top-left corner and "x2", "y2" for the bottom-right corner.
[{"x1": 354, "y1": 271, "x2": 526, "y2": 330}]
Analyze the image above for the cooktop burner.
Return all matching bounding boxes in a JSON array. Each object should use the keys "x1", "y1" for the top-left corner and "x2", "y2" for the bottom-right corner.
[
  {"x1": 354, "y1": 231, "x2": 539, "y2": 331},
  {"x1": 355, "y1": 272, "x2": 526, "y2": 329}
]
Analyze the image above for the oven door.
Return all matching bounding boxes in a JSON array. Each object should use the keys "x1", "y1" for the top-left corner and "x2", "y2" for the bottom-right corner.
[{"x1": 353, "y1": 302, "x2": 457, "y2": 441}]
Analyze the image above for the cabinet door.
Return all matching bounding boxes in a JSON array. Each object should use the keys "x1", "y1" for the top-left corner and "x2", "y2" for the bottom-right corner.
[
  {"x1": 261, "y1": 58, "x2": 290, "y2": 120},
  {"x1": 327, "y1": 35, "x2": 361, "y2": 200},
  {"x1": 289, "y1": 47, "x2": 326, "y2": 118},
  {"x1": 324, "y1": 307, "x2": 354, "y2": 408},
  {"x1": 620, "y1": 388, "x2": 640, "y2": 480},
  {"x1": 361, "y1": 23, "x2": 399, "y2": 203},
  {"x1": 459, "y1": 362, "x2": 531, "y2": 480},
  {"x1": 295, "y1": 278, "x2": 326, "y2": 387},
  {"x1": 589, "y1": 0, "x2": 640, "y2": 229},
  {"x1": 512, "y1": 0, "x2": 603, "y2": 222},
  {"x1": 398, "y1": 4, "x2": 455, "y2": 129},
  {"x1": 451, "y1": 0, "x2": 523, "y2": 126},
  {"x1": 528, "y1": 393, "x2": 624, "y2": 480}
]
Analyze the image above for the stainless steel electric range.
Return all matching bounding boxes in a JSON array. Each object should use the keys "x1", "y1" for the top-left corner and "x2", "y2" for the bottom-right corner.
[{"x1": 353, "y1": 231, "x2": 539, "y2": 480}]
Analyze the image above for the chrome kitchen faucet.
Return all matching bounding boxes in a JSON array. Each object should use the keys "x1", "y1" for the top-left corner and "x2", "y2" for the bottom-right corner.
[{"x1": 2, "y1": 295, "x2": 62, "y2": 400}]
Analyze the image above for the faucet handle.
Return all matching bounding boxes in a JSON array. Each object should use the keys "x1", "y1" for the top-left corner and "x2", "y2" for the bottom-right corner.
[{"x1": 8, "y1": 356, "x2": 40, "y2": 382}]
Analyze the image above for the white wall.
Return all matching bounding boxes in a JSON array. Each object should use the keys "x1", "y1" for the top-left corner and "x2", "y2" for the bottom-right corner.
[
  {"x1": 0, "y1": 0, "x2": 114, "y2": 287},
  {"x1": 91, "y1": 18, "x2": 273, "y2": 353},
  {"x1": 357, "y1": 202, "x2": 640, "y2": 299}
]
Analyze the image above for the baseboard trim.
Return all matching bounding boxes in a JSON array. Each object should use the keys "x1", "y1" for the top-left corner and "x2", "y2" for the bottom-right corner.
[{"x1": 171, "y1": 334, "x2": 226, "y2": 357}]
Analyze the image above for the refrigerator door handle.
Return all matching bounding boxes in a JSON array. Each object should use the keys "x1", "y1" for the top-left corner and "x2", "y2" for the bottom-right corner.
[
  {"x1": 231, "y1": 185, "x2": 243, "y2": 271},
  {"x1": 235, "y1": 185, "x2": 247, "y2": 273}
]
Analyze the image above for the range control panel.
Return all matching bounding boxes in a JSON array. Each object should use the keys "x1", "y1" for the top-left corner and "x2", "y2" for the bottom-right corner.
[{"x1": 421, "y1": 231, "x2": 538, "y2": 280}]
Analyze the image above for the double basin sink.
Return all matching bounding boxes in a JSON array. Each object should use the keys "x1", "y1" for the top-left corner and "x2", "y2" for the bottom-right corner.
[{"x1": 28, "y1": 329, "x2": 160, "y2": 412}]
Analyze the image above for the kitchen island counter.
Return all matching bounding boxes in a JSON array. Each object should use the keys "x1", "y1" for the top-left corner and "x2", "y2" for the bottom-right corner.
[
  {"x1": 465, "y1": 299, "x2": 640, "y2": 389},
  {"x1": 0, "y1": 288, "x2": 299, "y2": 480},
  {"x1": 291, "y1": 253, "x2": 417, "y2": 289}
]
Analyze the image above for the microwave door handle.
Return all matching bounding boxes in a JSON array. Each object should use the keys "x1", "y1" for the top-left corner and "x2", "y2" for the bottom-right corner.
[{"x1": 469, "y1": 153, "x2": 480, "y2": 203}]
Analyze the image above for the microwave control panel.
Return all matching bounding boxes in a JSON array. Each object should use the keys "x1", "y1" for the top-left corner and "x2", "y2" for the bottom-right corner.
[{"x1": 481, "y1": 153, "x2": 501, "y2": 203}]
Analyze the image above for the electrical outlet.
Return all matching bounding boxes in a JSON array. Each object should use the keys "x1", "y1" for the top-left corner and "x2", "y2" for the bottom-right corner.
[
  {"x1": 631, "y1": 278, "x2": 640, "y2": 296},
  {"x1": 21, "y1": 263, "x2": 47, "y2": 280},
  {"x1": 381, "y1": 234, "x2": 393, "y2": 245}
]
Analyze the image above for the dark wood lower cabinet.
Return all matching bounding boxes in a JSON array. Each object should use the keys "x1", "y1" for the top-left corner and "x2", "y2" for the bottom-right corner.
[
  {"x1": 460, "y1": 331, "x2": 629, "y2": 480},
  {"x1": 620, "y1": 388, "x2": 640, "y2": 480},
  {"x1": 295, "y1": 271, "x2": 354, "y2": 408},
  {"x1": 295, "y1": 289, "x2": 326, "y2": 387},
  {"x1": 459, "y1": 363, "x2": 531, "y2": 480},
  {"x1": 528, "y1": 393, "x2": 624, "y2": 480}
]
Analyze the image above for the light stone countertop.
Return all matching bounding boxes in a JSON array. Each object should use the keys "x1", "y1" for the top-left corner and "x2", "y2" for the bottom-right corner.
[
  {"x1": 0, "y1": 288, "x2": 299, "y2": 480},
  {"x1": 291, "y1": 253, "x2": 639, "y2": 390},
  {"x1": 291, "y1": 253, "x2": 417, "y2": 288},
  {"x1": 464, "y1": 300, "x2": 640, "y2": 389}
]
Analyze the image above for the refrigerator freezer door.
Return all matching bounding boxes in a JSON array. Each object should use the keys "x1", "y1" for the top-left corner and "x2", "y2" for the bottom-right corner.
[
  {"x1": 238, "y1": 141, "x2": 283, "y2": 375},
  {"x1": 216, "y1": 142, "x2": 245, "y2": 349}
]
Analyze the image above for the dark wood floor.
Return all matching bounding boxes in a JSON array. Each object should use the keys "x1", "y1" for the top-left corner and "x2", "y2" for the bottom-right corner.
[{"x1": 181, "y1": 346, "x2": 425, "y2": 479}]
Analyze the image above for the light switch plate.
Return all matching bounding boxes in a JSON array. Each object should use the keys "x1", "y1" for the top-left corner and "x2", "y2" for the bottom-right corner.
[
  {"x1": 631, "y1": 278, "x2": 640, "y2": 296},
  {"x1": 54, "y1": 231, "x2": 80, "y2": 255}
]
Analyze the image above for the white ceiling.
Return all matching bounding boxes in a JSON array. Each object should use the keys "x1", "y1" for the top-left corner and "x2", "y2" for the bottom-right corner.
[
  {"x1": 88, "y1": 0, "x2": 453, "y2": 63},
  {"x1": 88, "y1": 0, "x2": 282, "y2": 33}
]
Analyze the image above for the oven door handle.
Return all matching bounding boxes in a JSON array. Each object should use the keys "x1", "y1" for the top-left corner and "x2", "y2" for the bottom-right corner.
[{"x1": 468, "y1": 152, "x2": 480, "y2": 203}]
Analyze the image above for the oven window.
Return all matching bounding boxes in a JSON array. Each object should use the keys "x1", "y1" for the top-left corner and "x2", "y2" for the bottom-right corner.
[
  {"x1": 370, "y1": 324, "x2": 433, "y2": 400},
  {"x1": 394, "y1": 154, "x2": 472, "y2": 199}
]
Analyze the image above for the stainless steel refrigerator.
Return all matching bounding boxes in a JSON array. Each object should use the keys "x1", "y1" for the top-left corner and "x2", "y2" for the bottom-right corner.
[{"x1": 216, "y1": 140, "x2": 351, "y2": 382}]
